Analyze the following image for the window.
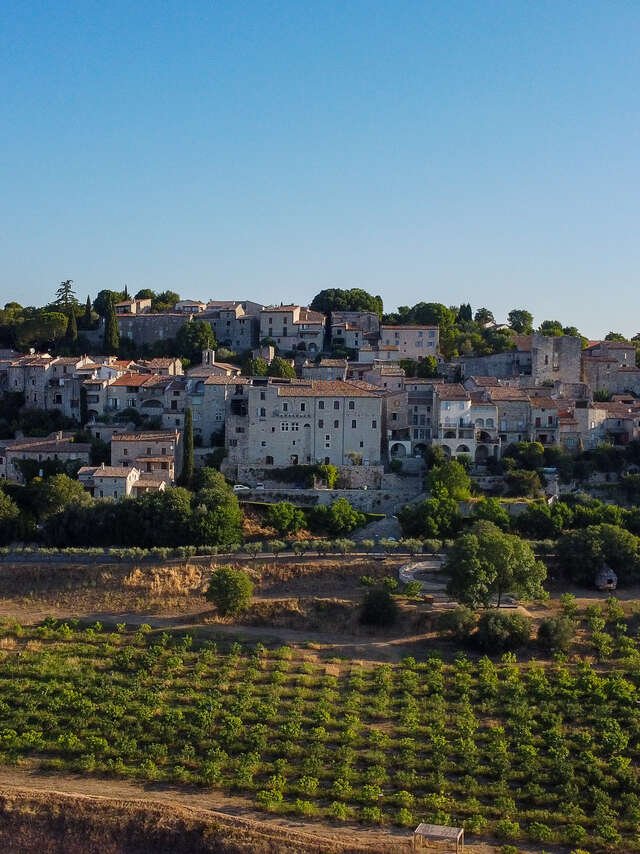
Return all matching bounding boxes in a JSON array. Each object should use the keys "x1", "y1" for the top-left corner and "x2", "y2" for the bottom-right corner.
[
  {"x1": 123, "y1": 448, "x2": 128, "y2": 456},
  {"x1": 325, "y1": 434, "x2": 330, "y2": 441},
  {"x1": 333, "y1": 400, "x2": 340, "y2": 409},
  {"x1": 351, "y1": 419, "x2": 357, "y2": 428},
  {"x1": 260, "y1": 391, "x2": 266, "y2": 400},
  {"x1": 259, "y1": 407, "x2": 266, "y2": 417},
  {"x1": 283, "y1": 402, "x2": 288, "y2": 412},
  {"x1": 261, "y1": 441, "x2": 266, "y2": 446},
  {"x1": 318, "y1": 419, "x2": 324, "y2": 428},
  {"x1": 348, "y1": 401, "x2": 355, "y2": 410},
  {"x1": 318, "y1": 400, "x2": 325, "y2": 410},
  {"x1": 281, "y1": 422, "x2": 289, "y2": 431},
  {"x1": 146, "y1": 447, "x2": 152, "y2": 455},
  {"x1": 266, "y1": 455, "x2": 274, "y2": 465},
  {"x1": 359, "y1": 441, "x2": 364, "y2": 448},
  {"x1": 301, "y1": 402, "x2": 306, "y2": 412},
  {"x1": 161, "y1": 447, "x2": 166, "y2": 455},
  {"x1": 333, "y1": 420, "x2": 339, "y2": 428},
  {"x1": 372, "y1": 420, "x2": 377, "y2": 428}
]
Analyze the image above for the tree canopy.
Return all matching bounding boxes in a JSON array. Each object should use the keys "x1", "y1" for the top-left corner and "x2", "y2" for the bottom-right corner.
[{"x1": 310, "y1": 288, "x2": 383, "y2": 317}]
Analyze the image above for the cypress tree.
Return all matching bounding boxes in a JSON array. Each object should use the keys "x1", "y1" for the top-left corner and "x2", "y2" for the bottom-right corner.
[
  {"x1": 65, "y1": 308, "x2": 78, "y2": 347},
  {"x1": 103, "y1": 296, "x2": 119, "y2": 354},
  {"x1": 180, "y1": 408, "x2": 194, "y2": 487},
  {"x1": 82, "y1": 295, "x2": 92, "y2": 328}
]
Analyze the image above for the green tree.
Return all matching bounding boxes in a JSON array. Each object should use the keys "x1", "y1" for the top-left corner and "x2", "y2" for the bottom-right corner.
[
  {"x1": 360, "y1": 587, "x2": 398, "y2": 626},
  {"x1": 537, "y1": 615, "x2": 574, "y2": 653},
  {"x1": 152, "y1": 290, "x2": 180, "y2": 311},
  {"x1": 505, "y1": 469, "x2": 542, "y2": 498},
  {"x1": 472, "y1": 498, "x2": 510, "y2": 531},
  {"x1": 398, "y1": 491, "x2": 461, "y2": 539},
  {"x1": 93, "y1": 289, "x2": 125, "y2": 317},
  {"x1": 0, "y1": 490, "x2": 20, "y2": 545},
  {"x1": 507, "y1": 309, "x2": 533, "y2": 334},
  {"x1": 64, "y1": 308, "x2": 78, "y2": 348},
  {"x1": 267, "y1": 356, "x2": 296, "y2": 378},
  {"x1": 446, "y1": 521, "x2": 546, "y2": 607},
  {"x1": 242, "y1": 356, "x2": 268, "y2": 376},
  {"x1": 81, "y1": 295, "x2": 93, "y2": 329},
  {"x1": 134, "y1": 288, "x2": 155, "y2": 301},
  {"x1": 54, "y1": 279, "x2": 77, "y2": 311},
  {"x1": 310, "y1": 497, "x2": 365, "y2": 535},
  {"x1": 103, "y1": 295, "x2": 119, "y2": 354},
  {"x1": 427, "y1": 460, "x2": 471, "y2": 500},
  {"x1": 32, "y1": 474, "x2": 91, "y2": 519},
  {"x1": 310, "y1": 288, "x2": 383, "y2": 317},
  {"x1": 175, "y1": 320, "x2": 216, "y2": 363},
  {"x1": 474, "y1": 307, "x2": 495, "y2": 325},
  {"x1": 16, "y1": 311, "x2": 67, "y2": 349},
  {"x1": 206, "y1": 566, "x2": 254, "y2": 616},
  {"x1": 537, "y1": 320, "x2": 564, "y2": 337},
  {"x1": 180, "y1": 408, "x2": 194, "y2": 487},
  {"x1": 503, "y1": 440, "x2": 545, "y2": 470},
  {"x1": 476, "y1": 611, "x2": 531, "y2": 650},
  {"x1": 266, "y1": 502, "x2": 306, "y2": 535}
]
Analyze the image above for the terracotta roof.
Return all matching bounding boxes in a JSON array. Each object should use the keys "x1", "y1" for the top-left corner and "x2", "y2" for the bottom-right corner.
[
  {"x1": 3, "y1": 439, "x2": 90, "y2": 454},
  {"x1": 529, "y1": 397, "x2": 560, "y2": 409},
  {"x1": 434, "y1": 384, "x2": 469, "y2": 401},
  {"x1": 204, "y1": 375, "x2": 248, "y2": 385},
  {"x1": 467, "y1": 376, "x2": 500, "y2": 386},
  {"x1": 132, "y1": 479, "x2": 166, "y2": 488},
  {"x1": 486, "y1": 387, "x2": 530, "y2": 402},
  {"x1": 276, "y1": 380, "x2": 380, "y2": 398},
  {"x1": 110, "y1": 373, "x2": 154, "y2": 388}
]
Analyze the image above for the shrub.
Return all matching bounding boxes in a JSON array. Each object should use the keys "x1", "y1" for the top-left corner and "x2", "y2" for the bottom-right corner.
[
  {"x1": 403, "y1": 581, "x2": 423, "y2": 598},
  {"x1": 360, "y1": 588, "x2": 398, "y2": 627},
  {"x1": 537, "y1": 615, "x2": 574, "y2": 653},
  {"x1": 495, "y1": 819, "x2": 520, "y2": 839},
  {"x1": 528, "y1": 821, "x2": 553, "y2": 842},
  {"x1": 436, "y1": 606, "x2": 477, "y2": 640},
  {"x1": 360, "y1": 806, "x2": 383, "y2": 824},
  {"x1": 476, "y1": 611, "x2": 531, "y2": 651},
  {"x1": 205, "y1": 566, "x2": 254, "y2": 617},
  {"x1": 329, "y1": 801, "x2": 350, "y2": 820},
  {"x1": 266, "y1": 502, "x2": 306, "y2": 535}
]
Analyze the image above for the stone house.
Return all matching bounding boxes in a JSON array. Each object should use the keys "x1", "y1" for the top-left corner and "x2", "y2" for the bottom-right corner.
[
  {"x1": 175, "y1": 300, "x2": 206, "y2": 314},
  {"x1": 78, "y1": 464, "x2": 141, "y2": 498},
  {"x1": 110, "y1": 430, "x2": 181, "y2": 482},
  {"x1": 137, "y1": 357, "x2": 184, "y2": 376},
  {"x1": 116, "y1": 312, "x2": 189, "y2": 347},
  {"x1": 201, "y1": 300, "x2": 262, "y2": 351},
  {"x1": 432, "y1": 385, "x2": 500, "y2": 463},
  {"x1": 301, "y1": 359, "x2": 348, "y2": 381},
  {"x1": 330, "y1": 311, "x2": 380, "y2": 351},
  {"x1": 379, "y1": 325, "x2": 439, "y2": 360},
  {"x1": 114, "y1": 297, "x2": 152, "y2": 314},
  {"x1": 259, "y1": 306, "x2": 326, "y2": 354},
  {"x1": 483, "y1": 387, "x2": 533, "y2": 447},
  {"x1": 0, "y1": 432, "x2": 91, "y2": 482},
  {"x1": 529, "y1": 397, "x2": 562, "y2": 446},
  {"x1": 224, "y1": 378, "x2": 382, "y2": 472}
]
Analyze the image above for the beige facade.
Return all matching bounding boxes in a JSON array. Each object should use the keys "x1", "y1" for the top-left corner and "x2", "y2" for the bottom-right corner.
[
  {"x1": 78, "y1": 465, "x2": 141, "y2": 498},
  {"x1": 259, "y1": 306, "x2": 325, "y2": 354},
  {"x1": 224, "y1": 378, "x2": 382, "y2": 471},
  {"x1": 110, "y1": 430, "x2": 181, "y2": 482},
  {"x1": 432, "y1": 385, "x2": 500, "y2": 463},
  {"x1": 201, "y1": 300, "x2": 262, "y2": 351},
  {"x1": 379, "y1": 325, "x2": 439, "y2": 360}
]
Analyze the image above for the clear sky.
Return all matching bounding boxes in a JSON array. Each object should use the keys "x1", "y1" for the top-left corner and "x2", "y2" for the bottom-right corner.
[{"x1": 2, "y1": 0, "x2": 639, "y2": 336}]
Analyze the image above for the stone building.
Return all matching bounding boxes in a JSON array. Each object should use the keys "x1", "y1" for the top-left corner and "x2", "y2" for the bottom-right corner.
[
  {"x1": 110, "y1": 430, "x2": 182, "y2": 482},
  {"x1": 531, "y1": 334, "x2": 582, "y2": 386},
  {"x1": 330, "y1": 311, "x2": 380, "y2": 351},
  {"x1": 379, "y1": 325, "x2": 439, "y2": 360},
  {"x1": 201, "y1": 300, "x2": 262, "y2": 351},
  {"x1": 0, "y1": 433, "x2": 91, "y2": 482},
  {"x1": 78, "y1": 463, "x2": 167, "y2": 498},
  {"x1": 224, "y1": 378, "x2": 382, "y2": 472},
  {"x1": 432, "y1": 385, "x2": 500, "y2": 464},
  {"x1": 116, "y1": 312, "x2": 190, "y2": 347},
  {"x1": 114, "y1": 297, "x2": 152, "y2": 315},
  {"x1": 301, "y1": 359, "x2": 348, "y2": 381},
  {"x1": 259, "y1": 305, "x2": 326, "y2": 354}
]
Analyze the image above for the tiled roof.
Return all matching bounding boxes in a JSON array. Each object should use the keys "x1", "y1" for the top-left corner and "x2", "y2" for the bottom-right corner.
[
  {"x1": 529, "y1": 397, "x2": 560, "y2": 409},
  {"x1": 486, "y1": 387, "x2": 530, "y2": 402},
  {"x1": 110, "y1": 373, "x2": 154, "y2": 387},
  {"x1": 434, "y1": 384, "x2": 469, "y2": 401},
  {"x1": 467, "y1": 376, "x2": 500, "y2": 386},
  {"x1": 112, "y1": 431, "x2": 178, "y2": 442},
  {"x1": 204, "y1": 375, "x2": 248, "y2": 385},
  {"x1": 3, "y1": 439, "x2": 90, "y2": 454},
  {"x1": 276, "y1": 380, "x2": 380, "y2": 398},
  {"x1": 79, "y1": 465, "x2": 137, "y2": 478}
]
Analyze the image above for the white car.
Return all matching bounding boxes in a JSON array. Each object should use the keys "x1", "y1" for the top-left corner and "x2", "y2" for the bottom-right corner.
[
  {"x1": 254, "y1": 483, "x2": 265, "y2": 491},
  {"x1": 233, "y1": 484, "x2": 251, "y2": 493}
]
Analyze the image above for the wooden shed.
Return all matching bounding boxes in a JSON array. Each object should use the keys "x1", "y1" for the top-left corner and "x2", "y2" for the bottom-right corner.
[{"x1": 413, "y1": 824, "x2": 464, "y2": 853}]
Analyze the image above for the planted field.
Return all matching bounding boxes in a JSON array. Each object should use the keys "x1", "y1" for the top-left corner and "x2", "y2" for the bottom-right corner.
[{"x1": 0, "y1": 619, "x2": 639, "y2": 850}]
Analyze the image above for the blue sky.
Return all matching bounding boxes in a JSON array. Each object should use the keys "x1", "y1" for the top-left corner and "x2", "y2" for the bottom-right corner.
[{"x1": 2, "y1": 0, "x2": 639, "y2": 336}]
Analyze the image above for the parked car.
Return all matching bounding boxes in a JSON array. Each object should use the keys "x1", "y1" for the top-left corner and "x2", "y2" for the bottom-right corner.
[
  {"x1": 233, "y1": 484, "x2": 251, "y2": 493},
  {"x1": 254, "y1": 483, "x2": 265, "y2": 491}
]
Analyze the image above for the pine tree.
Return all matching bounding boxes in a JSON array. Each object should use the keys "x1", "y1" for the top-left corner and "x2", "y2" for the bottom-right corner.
[
  {"x1": 82, "y1": 295, "x2": 92, "y2": 329},
  {"x1": 180, "y1": 408, "x2": 194, "y2": 487},
  {"x1": 123, "y1": 283, "x2": 130, "y2": 300},
  {"x1": 103, "y1": 296, "x2": 119, "y2": 354},
  {"x1": 55, "y1": 279, "x2": 76, "y2": 310},
  {"x1": 65, "y1": 308, "x2": 78, "y2": 348}
]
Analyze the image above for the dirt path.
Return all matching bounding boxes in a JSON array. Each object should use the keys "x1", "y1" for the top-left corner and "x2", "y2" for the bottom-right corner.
[{"x1": 0, "y1": 765, "x2": 412, "y2": 850}]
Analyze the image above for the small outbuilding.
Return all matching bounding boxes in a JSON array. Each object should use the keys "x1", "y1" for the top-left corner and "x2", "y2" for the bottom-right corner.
[
  {"x1": 413, "y1": 824, "x2": 464, "y2": 853},
  {"x1": 595, "y1": 566, "x2": 617, "y2": 591}
]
